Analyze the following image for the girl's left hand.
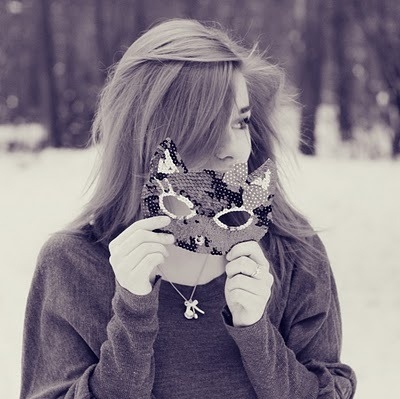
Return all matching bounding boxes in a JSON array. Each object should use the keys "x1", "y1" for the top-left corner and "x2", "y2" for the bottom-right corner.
[{"x1": 224, "y1": 241, "x2": 273, "y2": 327}]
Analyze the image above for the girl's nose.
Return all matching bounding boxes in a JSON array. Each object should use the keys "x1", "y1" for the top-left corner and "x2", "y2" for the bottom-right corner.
[{"x1": 216, "y1": 128, "x2": 250, "y2": 165}]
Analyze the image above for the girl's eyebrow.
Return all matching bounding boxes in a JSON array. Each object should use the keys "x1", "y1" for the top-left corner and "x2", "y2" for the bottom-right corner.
[{"x1": 240, "y1": 105, "x2": 251, "y2": 114}]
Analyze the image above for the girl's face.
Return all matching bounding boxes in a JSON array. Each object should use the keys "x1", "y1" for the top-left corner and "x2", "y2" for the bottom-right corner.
[{"x1": 200, "y1": 72, "x2": 252, "y2": 172}]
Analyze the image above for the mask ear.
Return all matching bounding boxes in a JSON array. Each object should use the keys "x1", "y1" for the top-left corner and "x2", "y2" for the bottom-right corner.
[
  {"x1": 247, "y1": 159, "x2": 277, "y2": 195},
  {"x1": 149, "y1": 138, "x2": 188, "y2": 177}
]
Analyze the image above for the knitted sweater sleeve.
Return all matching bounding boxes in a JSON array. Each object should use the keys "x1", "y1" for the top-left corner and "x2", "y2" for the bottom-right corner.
[
  {"x1": 20, "y1": 233, "x2": 160, "y2": 399},
  {"x1": 222, "y1": 237, "x2": 357, "y2": 399}
]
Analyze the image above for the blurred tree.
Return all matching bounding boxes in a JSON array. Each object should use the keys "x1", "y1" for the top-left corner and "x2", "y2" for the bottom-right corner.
[
  {"x1": 60, "y1": 0, "x2": 97, "y2": 147},
  {"x1": 95, "y1": 0, "x2": 148, "y2": 71},
  {"x1": 95, "y1": 0, "x2": 109, "y2": 77},
  {"x1": 39, "y1": 0, "x2": 61, "y2": 147},
  {"x1": 297, "y1": 0, "x2": 327, "y2": 155},
  {"x1": 332, "y1": 0, "x2": 354, "y2": 142},
  {"x1": 0, "y1": 0, "x2": 39, "y2": 125},
  {"x1": 352, "y1": 0, "x2": 400, "y2": 157}
]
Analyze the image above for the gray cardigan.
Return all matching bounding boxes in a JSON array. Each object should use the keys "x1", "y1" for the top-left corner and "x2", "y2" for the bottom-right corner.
[{"x1": 20, "y1": 228, "x2": 356, "y2": 398}]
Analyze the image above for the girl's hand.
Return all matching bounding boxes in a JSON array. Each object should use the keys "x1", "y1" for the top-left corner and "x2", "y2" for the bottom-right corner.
[
  {"x1": 224, "y1": 241, "x2": 273, "y2": 327},
  {"x1": 108, "y1": 216, "x2": 175, "y2": 295}
]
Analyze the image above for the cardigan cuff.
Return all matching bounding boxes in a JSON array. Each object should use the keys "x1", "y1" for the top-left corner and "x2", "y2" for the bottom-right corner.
[{"x1": 113, "y1": 275, "x2": 162, "y2": 319}]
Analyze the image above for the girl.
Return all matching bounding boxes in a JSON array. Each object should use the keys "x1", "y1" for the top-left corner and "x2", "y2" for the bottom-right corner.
[{"x1": 20, "y1": 19, "x2": 356, "y2": 398}]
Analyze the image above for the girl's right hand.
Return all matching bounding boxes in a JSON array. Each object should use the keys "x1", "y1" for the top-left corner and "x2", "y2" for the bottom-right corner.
[{"x1": 108, "y1": 216, "x2": 175, "y2": 295}]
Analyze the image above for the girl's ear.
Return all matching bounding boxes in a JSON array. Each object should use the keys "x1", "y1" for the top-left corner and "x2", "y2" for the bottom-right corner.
[
  {"x1": 247, "y1": 159, "x2": 277, "y2": 196},
  {"x1": 149, "y1": 138, "x2": 188, "y2": 176}
]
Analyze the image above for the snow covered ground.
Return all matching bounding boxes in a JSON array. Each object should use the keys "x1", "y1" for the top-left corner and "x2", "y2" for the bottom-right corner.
[{"x1": 1, "y1": 137, "x2": 399, "y2": 398}]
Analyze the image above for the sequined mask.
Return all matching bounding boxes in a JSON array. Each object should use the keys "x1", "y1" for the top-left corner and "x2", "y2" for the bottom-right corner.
[{"x1": 141, "y1": 138, "x2": 277, "y2": 255}]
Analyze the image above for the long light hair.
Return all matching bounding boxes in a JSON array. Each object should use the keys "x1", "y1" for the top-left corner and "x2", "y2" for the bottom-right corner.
[{"x1": 66, "y1": 19, "x2": 326, "y2": 279}]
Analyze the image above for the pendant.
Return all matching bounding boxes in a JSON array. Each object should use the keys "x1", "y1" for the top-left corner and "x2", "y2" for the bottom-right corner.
[{"x1": 184, "y1": 299, "x2": 205, "y2": 320}]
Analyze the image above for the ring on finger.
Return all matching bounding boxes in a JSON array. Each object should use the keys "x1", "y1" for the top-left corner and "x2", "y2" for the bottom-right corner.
[{"x1": 251, "y1": 264, "x2": 261, "y2": 278}]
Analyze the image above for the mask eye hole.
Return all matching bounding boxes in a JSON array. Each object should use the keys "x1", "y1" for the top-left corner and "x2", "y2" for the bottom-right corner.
[
  {"x1": 214, "y1": 207, "x2": 253, "y2": 231},
  {"x1": 160, "y1": 194, "x2": 196, "y2": 220}
]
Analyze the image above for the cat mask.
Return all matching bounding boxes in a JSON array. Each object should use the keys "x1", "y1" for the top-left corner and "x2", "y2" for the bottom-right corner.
[{"x1": 140, "y1": 138, "x2": 277, "y2": 255}]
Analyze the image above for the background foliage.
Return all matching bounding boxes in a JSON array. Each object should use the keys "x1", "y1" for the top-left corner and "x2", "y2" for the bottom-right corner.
[{"x1": 1, "y1": 0, "x2": 399, "y2": 156}]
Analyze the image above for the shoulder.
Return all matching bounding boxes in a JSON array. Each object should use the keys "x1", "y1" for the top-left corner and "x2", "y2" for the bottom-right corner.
[
  {"x1": 39, "y1": 225, "x2": 101, "y2": 256},
  {"x1": 37, "y1": 227, "x2": 108, "y2": 269},
  {"x1": 284, "y1": 233, "x2": 334, "y2": 322},
  {"x1": 291, "y1": 233, "x2": 331, "y2": 293},
  {"x1": 29, "y1": 229, "x2": 115, "y2": 352},
  {"x1": 268, "y1": 229, "x2": 332, "y2": 299},
  {"x1": 267, "y1": 225, "x2": 331, "y2": 286},
  {"x1": 34, "y1": 229, "x2": 115, "y2": 303}
]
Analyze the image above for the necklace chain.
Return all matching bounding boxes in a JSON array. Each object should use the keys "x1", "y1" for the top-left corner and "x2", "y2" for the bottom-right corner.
[{"x1": 158, "y1": 254, "x2": 209, "y2": 319}]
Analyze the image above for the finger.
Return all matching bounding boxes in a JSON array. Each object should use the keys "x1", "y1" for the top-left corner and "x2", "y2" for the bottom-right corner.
[
  {"x1": 124, "y1": 252, "x2": 167, "y2": 287},
  {"x1": 228, "y1": 287, "x2": 259, "y2": 305},
  {"x1": 109, "y1": 216, "x2": 171, "y2": 250},
  {"x1": 225, "y1": 273, "x2": 264, "y2": 296},
  {"x1": 117, "y1": 230, "x2": 175, "y2": 257},
  {"x1": 123, "y1": 242, "x2": 170, "y2": 270},
  {"x1": 137, "y1": 252, "x2": 166, "y2": 272},
  {"x1": 226, "y1": 241, "x2": 268, "y2": 267},
  {"x1": 225, "y1": 256, "x2": 260, "y2": 279}
]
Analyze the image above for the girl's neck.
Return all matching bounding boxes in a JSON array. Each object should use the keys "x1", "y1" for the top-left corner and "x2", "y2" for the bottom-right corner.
[{"x1": 156, "y1": 245, "x2": 227, "y2": 286}]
